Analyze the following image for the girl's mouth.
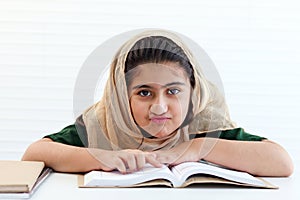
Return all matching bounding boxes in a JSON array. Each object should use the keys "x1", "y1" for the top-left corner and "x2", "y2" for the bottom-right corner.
[{"x1": 150, "y1": 117, "x2": 170, "y2": 124}]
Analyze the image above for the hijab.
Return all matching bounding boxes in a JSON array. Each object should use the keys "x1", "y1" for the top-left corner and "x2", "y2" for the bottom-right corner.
[{"x1": 82, "y1": 29, "x2": 237, "y2": 151}]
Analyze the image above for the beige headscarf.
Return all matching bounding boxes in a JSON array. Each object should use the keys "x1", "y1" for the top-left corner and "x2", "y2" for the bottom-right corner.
[{"x1": 82, "y1": 29, "x2": 237, "y2": 151}]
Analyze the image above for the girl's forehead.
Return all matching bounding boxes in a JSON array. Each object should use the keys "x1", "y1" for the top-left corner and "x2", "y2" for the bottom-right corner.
[{"x1": 128, "y1": 62, "x2": 190, "y2": 87}]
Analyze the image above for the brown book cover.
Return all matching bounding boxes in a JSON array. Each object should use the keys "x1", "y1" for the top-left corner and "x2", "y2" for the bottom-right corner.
[{"x1": 0, "y1": 160, "x2": 51, "y2": 198}]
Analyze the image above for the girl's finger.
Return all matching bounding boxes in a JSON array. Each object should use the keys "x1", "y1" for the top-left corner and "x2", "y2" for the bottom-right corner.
[
  {"x1": 155, "y1": 151, "x2": 178, "y2": 165},
  {"x1": 123, "y1": 153, "x2": 137, "y2": 172},
  {"x1": 114, "y1": 158, "x2": 127, "y2": 174},
  {"x1": 134, "y1": 153, "x2": 145, "y2": 170},
  {"x1": 145, "y1": 153, "x2": 163, "y2": 168}
]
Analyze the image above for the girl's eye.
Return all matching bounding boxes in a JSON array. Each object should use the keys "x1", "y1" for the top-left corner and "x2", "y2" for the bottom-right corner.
[
  {"x1": 167, "y1": 89, "x2": 180, "y2": 95},
  {"x1": 138, "y1": 90, "x2": 151, "y2": 97}
]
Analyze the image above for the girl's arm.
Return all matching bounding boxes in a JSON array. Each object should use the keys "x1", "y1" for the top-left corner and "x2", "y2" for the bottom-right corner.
[
  {"x1": 155, "y1": 138, "x2": 294, "y2": 177},
  {"x1": 22, "y1": 138, "x2": 100, "y2": 172},
  {"x1": 22, "y1": 138, "x2": 162, "y2": 173}
]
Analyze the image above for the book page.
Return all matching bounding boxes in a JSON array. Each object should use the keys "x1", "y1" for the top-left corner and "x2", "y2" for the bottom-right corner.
[
  {"x1": 83, "y1": 164, "x2": 178, "y2": 187},
  {"x1": 171, "y1": 161, "x2": 266, "y2": 187}
]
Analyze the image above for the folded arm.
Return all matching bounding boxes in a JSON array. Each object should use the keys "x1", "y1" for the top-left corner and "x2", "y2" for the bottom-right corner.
[
  {"x1": 22, "y1": 138, "x2": 98, "y2": 172},
  {"x1": 22, "y1": 138, "x2": 161, "y2": 173},
  {"x1": 155, "y1": 138, "x2": 294, "y2": 177}
]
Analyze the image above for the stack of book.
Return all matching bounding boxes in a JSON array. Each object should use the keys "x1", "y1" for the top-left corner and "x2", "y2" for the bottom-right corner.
[{"x1": 0, "y1": 160, "x2": 52, "y2": 198}]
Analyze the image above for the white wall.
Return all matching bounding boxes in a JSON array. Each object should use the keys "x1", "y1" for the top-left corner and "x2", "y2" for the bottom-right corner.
[{"x1": 0, "y1": 0, "x2": 299, "y2": 161}]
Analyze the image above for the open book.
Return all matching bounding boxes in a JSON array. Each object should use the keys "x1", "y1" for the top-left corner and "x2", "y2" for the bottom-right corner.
[
  {"x1": 0, "y1": 160, "x2": 52, "y2": 198},
  {"x1": 78, "y1": 160, "x2": 277, "y2": 188}
]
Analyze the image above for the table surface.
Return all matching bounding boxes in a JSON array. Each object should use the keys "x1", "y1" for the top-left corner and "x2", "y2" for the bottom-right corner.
[{"x1": 25, "y1": 160, "x2": 299, "y2": 200}]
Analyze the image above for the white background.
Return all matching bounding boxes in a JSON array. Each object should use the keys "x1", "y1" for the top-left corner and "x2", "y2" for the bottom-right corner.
[{"x1": 0, "y1": 0, "x2": 299, "y2": 169}]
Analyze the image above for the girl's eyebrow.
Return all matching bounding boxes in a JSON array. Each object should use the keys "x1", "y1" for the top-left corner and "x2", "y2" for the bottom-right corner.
[{"x1": 131, "y1": 82, "x2": 186, "y2": 90}]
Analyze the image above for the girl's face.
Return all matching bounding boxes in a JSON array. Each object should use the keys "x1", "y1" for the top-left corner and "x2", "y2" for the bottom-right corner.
[{"x1": 128, "y1": 62, "x2": 192, "y2": 138}]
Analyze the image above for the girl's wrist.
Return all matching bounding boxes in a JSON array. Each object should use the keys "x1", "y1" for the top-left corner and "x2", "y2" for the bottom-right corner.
[
  {"x1": 192, "y1": 137, "x2": 214, "y2": 161},
  {"x1": 188, "y1": 138, "x2": 205, "y2": 161}
]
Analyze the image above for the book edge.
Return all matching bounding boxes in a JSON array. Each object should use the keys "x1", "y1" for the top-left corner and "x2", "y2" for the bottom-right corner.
[
  {"x1": 0, "y1": 185, "x2": 29, "y2": 193},
  {"x1": 77, "y1": 175, "x2": 173, "y2": 188},
  {"x1": 180, "y1": 176, "x2": 278, "y2": 189}
]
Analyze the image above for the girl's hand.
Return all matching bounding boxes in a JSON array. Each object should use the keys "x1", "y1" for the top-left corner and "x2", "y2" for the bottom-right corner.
[
  {"x1": 154, "y1": 138, "x2": 204, "y2": 166},
  {"x1": 88, "y1": 149, "x2": 163, "y2": 173}
]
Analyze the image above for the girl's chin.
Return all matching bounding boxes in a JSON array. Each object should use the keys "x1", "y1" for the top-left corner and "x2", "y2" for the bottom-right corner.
[
  {"x1": 142, "y1": 128, "x2": 173, "y2": 138},
  {"x1": 139, "y1": 124, "x2": 179, "y2": 138}
]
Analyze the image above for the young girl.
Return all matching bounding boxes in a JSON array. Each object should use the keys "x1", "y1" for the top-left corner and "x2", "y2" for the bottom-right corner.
[{"x1": 22, "y1": 30, "x2": 293, "y2": 176}]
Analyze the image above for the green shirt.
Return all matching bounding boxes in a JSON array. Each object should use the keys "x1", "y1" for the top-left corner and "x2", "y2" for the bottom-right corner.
[{"x1": 45, "y1": 116, "x2": 266, "y2": 147}]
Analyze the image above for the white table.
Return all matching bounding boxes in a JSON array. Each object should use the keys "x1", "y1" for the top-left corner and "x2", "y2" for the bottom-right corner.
[{"x1": 29, "y1": 160, "x2": 299, "y2": 200}]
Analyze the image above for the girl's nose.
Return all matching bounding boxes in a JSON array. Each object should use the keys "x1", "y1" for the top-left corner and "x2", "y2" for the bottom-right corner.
[
  {"x1": 150, "y1": 93, "x2": 168, "y2": 115},
  {"x1": 150, "y1": 104, "x2": 168, "y2": 115}
]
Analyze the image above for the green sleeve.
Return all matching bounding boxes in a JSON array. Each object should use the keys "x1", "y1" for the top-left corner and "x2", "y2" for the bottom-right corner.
[
  {"x1": 192, "y1": 128, "x2": 267, "y2": 141},
  {"x1": 219, "y1": 128, "x2": 267, "y2": 141},
  {"x1": 44, "y1": 124, "x2": 86, "y2": 147}
]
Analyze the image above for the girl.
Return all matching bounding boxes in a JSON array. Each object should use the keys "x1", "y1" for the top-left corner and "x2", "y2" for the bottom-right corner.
[{"x1": 22, "y1": 30, "x2": 293, "y2": 176}]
